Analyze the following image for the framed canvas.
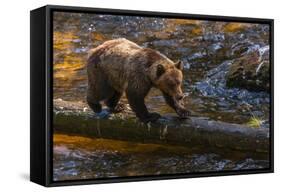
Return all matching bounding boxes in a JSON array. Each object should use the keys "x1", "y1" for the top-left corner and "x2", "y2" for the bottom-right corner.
[{"x1": 30, "y1": 5, "x2": 274, "y2": 187}]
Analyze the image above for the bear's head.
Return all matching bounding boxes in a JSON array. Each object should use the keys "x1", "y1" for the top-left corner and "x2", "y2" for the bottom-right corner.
[{"x1": 153, "y1": 60, "x2": 185, "y2": 102}]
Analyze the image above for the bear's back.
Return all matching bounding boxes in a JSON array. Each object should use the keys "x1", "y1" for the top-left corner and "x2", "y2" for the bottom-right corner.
[
  {"x1": 88, "y1": 38, "x2": 140, "y2": 63},
  {"x1": 87, "y1": 39, "x2": 144, "y2": 91},
  {"x1": 87, "y1": 38, "x2": 175, "y2": 91},
  {"x1": 88, "y1": 39, "x2": 144, "y2": 74}
]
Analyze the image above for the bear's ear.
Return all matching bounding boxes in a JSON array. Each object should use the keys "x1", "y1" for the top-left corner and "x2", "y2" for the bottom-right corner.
[
  {"x1": 175, "y1": 60, "x2": 184, "y2": 71},
  {"x1": 156, "y1": 64, "x2": 165, "y2": 78}
]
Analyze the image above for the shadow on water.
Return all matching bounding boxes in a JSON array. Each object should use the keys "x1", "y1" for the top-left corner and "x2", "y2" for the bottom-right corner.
[{"x1": 52, "y1": 12, "x2": 270, "y2": 180}]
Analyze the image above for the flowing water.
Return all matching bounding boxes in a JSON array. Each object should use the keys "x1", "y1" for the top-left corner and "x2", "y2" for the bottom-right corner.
[
  {"x1": 53, "y1": 134, "x2": 269, "y2": 181},
  {"x1": 52, "y1": 12, "x2": 270, "y2": 181}
]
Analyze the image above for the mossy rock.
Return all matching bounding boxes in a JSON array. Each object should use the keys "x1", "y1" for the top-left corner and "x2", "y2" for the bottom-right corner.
[{"x1": 226, "y1": 51, "x2": 270, "y2": 92}]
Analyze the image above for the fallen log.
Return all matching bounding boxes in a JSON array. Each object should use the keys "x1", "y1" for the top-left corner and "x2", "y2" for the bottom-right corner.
[{"x1": 53, "y1": 99, "x2": 269, "y2": 153}]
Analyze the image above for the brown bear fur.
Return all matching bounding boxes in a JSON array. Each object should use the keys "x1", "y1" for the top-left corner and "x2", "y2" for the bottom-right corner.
[{"x1": 87, "y1": 38, "x2": 189, "y2": 122}]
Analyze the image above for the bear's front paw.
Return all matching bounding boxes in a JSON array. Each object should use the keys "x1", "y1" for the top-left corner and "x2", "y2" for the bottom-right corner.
[
  {"x1": 176, "y1": 107, "x2": 190, "y2": 119},
  {"x1": 142, "y1": 112, "x2": 161, "y2": 123}
]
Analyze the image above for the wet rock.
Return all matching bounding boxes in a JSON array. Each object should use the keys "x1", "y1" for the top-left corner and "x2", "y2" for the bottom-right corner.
[
  {"x1": 194, "y1": 59, "x2": 270, "y2": 126},
  {"x1": 230, "y1": 40, "x2": 256, "y2": 57},
  {"x1": 202, "y1": 33, "x2": 225, "y2": 42},
  {"x1": 226, "y1": 50, "x2": 270, "y2": 92}
]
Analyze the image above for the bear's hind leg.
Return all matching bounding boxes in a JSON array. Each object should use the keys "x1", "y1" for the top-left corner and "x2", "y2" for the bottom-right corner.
[
  {"x1": 105, "y1": 90, "x2": 125, "y2": 113},
  {"x1": 87, "y1": 81, "x2": 104, "y2": 113},
  {"x1": 87, "y1": 81, "x2": 109, "y2": 114},
  {"x1": 87, "y1": 69, "x2": 115, "y2": 113}
]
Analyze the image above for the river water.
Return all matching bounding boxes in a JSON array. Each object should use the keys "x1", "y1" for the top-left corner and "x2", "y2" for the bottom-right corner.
[
  {"x1": 52, "y1": 12, "x2": 270, "y2": 181},
  {"x1": 53, "y1": 134, "x2": 269, "y2": 181}
]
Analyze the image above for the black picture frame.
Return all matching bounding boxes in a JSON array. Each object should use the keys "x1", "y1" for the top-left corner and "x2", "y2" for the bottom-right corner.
[{"x1": 30, "y1": 4, "x2": 274, "y2": 187}]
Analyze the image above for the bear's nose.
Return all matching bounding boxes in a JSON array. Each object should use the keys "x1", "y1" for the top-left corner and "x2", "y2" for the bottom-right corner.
[{"x1": 176, "y1": 94, "x2": 184, "y2": 100}]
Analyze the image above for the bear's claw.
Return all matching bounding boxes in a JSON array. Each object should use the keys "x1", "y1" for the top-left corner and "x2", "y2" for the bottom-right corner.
[{"x1": 176, "y1": 108, "x2": 190, "y2": 119}]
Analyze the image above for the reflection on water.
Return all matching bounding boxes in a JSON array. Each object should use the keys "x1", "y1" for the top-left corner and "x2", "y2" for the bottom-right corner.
[
  {"x1": 52, "y1": 12, "x2": 270, "y2": 181},
  {"x1": 53, "y1": 134, "x2": 269, "y2": 181}
]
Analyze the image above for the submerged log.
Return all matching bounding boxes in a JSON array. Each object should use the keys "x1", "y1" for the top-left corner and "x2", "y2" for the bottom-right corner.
[{"x1": 53, "y1": 99, "x2": 269, "y2": 153}]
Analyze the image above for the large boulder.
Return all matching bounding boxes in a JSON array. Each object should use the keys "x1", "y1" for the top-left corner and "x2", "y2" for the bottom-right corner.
[{"x1": 226, "y1": 48, "x2": 270, "y2": 92}]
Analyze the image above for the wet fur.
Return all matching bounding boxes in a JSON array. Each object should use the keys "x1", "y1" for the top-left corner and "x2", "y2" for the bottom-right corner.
[{"x1": 87, "y1": 38, "x2": 189, "y2": 122}]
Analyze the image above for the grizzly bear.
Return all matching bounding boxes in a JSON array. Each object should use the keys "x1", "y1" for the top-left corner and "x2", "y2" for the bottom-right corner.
[{"x1": 87, "y1": 38, "x2": 189, "y2": 123}]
